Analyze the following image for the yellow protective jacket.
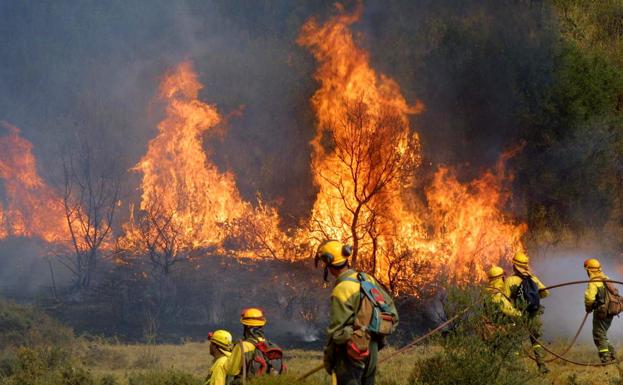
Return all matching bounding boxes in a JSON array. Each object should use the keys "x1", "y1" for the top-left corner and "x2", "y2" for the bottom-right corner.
[
  {"x1": 206, "y1": 352, "x2": 231, "y2": 385},
  {"x1": 224, "y1": 339, "x2": 259, "y2": 377},
  {"x1": 327, "y1": 269, "x2": 361, "y2": 339},
  {"x1": 505, "y1": 271, "x2": 549, "y2": 306},
  {"x1": 585, "y1": 271, "x2": 609, "y2": 312},
  {"x1": 486, "y1": 278, "x2": 521, "y2": 318}
]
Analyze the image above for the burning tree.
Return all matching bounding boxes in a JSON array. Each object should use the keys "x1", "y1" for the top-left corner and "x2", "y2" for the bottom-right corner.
[
  {"x1": 297, "y1": 4, "x2": 527, "y2": 294},
  {"x1": 60, "y1": 139, "x2": 119, "y2": 290},
  {"x1": 298, "y1": 4, "x2": 425, "y2": 274},
  {"x1": 311, "y1": 98, "x2": 420, "y2": 269}
]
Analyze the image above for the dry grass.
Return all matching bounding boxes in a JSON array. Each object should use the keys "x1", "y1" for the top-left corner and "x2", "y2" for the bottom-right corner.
[{"x1": 74, "y1": 340, "x2": 623, "y2": 385}]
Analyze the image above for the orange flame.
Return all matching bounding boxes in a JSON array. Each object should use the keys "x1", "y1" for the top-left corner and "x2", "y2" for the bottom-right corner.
[
  {"x1": 0, "y1": 122, "x2": 69, "y2": 243},
  {"x1": 425, "y1": 157, "x2": 527, "y2": 284},
  {"x1": 128, "y1": 61, "x2": 248, "y2": 249},
  {"x1": 297, "y1": 3, "x2": 424, "y2": 266},
  {"x1": 122, "y1": 61, "x2": 287, "y2": 260},
  {"x1": 298, "y1": 4, "x2": 526, "y2": 293}
]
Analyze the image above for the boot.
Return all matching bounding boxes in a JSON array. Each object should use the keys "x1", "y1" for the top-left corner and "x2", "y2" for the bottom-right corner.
[
  {"x1": 609, "y1": 345, "x2": 617, "y2": 362},
  {"x1": 533, "y1": 345, "x2": 549, "y2": 374},
  {"x1": 599, "y1": 351, "x2": 613, "y2": 363},
  {"x1": 537, "y1": 363, "x2": 550, "y2": 374}
]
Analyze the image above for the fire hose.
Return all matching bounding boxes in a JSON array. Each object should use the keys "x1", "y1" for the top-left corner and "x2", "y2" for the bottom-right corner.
[
  {"x1": 297, "y1": 307, "x2": 470, "y2": 380},
  {"x1": 528, "y1": 312, "x2": 589, "y2": 363},
  {"x1": 298, "y1": 279, "x2": 623, "y2": 380}
]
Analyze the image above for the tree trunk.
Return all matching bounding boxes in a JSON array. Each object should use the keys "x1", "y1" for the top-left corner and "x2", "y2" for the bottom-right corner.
[{"x1": 350, "y1": 203, "x2": 363, "y2": 268}]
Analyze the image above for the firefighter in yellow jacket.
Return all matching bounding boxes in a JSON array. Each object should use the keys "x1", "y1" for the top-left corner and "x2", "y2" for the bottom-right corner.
[
  {"x1": 486, "y1": 266, "x2": 521, "y2": 318},
  {"x1": 584, "y1": 258, "x2": 616, "y2": 363},
  {"x1": 316, "y1": 240, "x2": 398, "y2": 385},
  {"x1": 205, "y1": 330, "x2": 233, "y2": 385},
  {"x1": 225, "y1": 308, "x2": 284, "y2": 384},
  {"x1": 504, "y1": 251, "x2": 550, "y2": 373}
]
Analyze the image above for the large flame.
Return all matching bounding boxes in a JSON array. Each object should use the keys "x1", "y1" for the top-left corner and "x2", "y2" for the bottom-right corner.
[
  {"x1": 0, "y1": 122, "x2": 69, "y2": 243},
  {"x1": 298, "y1": 4, "x2": 526, "y2": 293},
  {"x1": 122, "y1": 61, "x2": 287, "y2": 260},
  {"x1": 297, "y1": 3, "x2": 424, "y2": 270},
  {"x1": 425, "y1": 157, "x2": 527, "y2": 284},
  {"x1": 127, "y1": 61, "x2": 248, "y2": 249}
]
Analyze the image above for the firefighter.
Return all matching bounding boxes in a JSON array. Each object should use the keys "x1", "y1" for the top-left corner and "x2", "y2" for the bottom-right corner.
[
  {"x1": 225, "y1": 308, "x2": 284, "y2": 384},
  {"x1": 315, "y1": 240, "x2": 398, "y2": 385},
  {"x1": 486, "y1": 265, "x2": 521, "y2": 318},
  {"x1": 504, "y1": 251, "x2": 550, "y2": 374},
  {"x1": 481, "y1": 266, "x2": 521, "y2": 348},
  {"x1": 584, "y1": 258, "x2": 616, "y2": 363},
  {"x1": 205, "y1": 330, "x2": 233, "y2": 385}
]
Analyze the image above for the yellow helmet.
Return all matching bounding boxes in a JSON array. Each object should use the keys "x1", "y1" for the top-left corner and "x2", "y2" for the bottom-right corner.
[
  {"x1": 208, "y1": 329, "x2": 233, "y2": 351},
  {"x1": 315, "y1": 240, "x2": 352, "y2": 267},
  {"x1": 584, "y1": 258, "x2": 601, "y2": 271},
  {"x1": 487, "y1": 266, "x2": 504, "y2": 280},
  {"x1": 512, "y1": 251, "x2": 529, "y2": 268},
  {"x1": 240, "y1": 307, "x2": 266, "y2": 327}
]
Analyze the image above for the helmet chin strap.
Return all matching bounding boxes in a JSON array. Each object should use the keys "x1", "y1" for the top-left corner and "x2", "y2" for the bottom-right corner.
[{"x1": 323, "y1": 265, "x2": 329, "y2": 282}]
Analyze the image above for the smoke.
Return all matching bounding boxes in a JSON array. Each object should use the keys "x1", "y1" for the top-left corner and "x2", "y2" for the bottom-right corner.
[
  {"x1": 0, "y1": 0, "x2": 559, "y2": 214},
  {"x1": 361, "y1": 1, "x2": 557, "y2": 175},
  {"x1": 533, "y1": 249, "x2": 623, "y2": 344}
]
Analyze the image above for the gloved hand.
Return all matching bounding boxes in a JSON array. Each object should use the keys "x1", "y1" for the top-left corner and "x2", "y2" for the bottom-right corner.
[{"x1": 585, "y1": 305, "x2": 593, "y2": 313}]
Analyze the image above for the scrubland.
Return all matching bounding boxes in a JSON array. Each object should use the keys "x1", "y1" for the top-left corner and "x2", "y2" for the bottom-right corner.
[
  {"x1": 2, "y1": 295, "x2": 623, "y2": 385},
  {"x1": 3, "y1": 340, "x2": 623, "y2": 385}
]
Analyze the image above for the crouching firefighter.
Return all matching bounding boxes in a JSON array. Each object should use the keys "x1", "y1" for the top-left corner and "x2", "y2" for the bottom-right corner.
[
  {"x1": 481, "y1": 266, "x2": 521, "y2": 345},
  {"x1": 584, "y1": 258, "x2": 621, "y2": 363},
  {"x1": 225, "y1": 308, "x2": 285, "y2": 385},
  {"x1": 485, "y1": 266, "x2": 521, "y2": 319},
  {"x1": 315, "y1": 240, "x2": 399, "y2": 385},
  {"x1": 205, "y1": 330, "x2": 233, "y2": 385}
]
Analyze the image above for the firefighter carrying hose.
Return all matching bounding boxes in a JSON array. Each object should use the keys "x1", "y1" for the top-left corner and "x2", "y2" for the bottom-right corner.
[
  {"x1": 315, "y1": 240, "x2": 398, "y2": 385},
  {"x1": 205, "y1": 330, "x2": 233, "y2": 385},
  {"x1": 504, "y1": 251, "x2": 550, "y2": 374},
  {"x1": 584, "y1": 258, "x2": 620, "y2": 363},
  {"x1": 225, "y1": 308, "x2": 285, "y2": 384}
]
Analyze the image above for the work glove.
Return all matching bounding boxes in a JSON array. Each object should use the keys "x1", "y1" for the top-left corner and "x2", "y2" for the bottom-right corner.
[
  {"x1": 585, "y1": 305, "x2": 593, "y2": 313},
  {"x1": 332, "y1": 326, "x2": 353, "y2": 345}
]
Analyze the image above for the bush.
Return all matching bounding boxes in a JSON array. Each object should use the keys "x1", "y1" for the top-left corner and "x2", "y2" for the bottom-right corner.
[
  {"x1": 0, "y1": 346, "x2": 103, "y2": 385},
  {"x1": 0, "y1": 300, "x2": 73, "y2": 348},
  {"x1": 409, "y1": 287, "x2": 536, "y2": 385}
]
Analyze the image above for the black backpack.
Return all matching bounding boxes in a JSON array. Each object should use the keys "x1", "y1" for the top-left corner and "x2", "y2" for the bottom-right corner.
[{"x1": 517, "y1": 276, "x2": 540, "y2": 314}]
